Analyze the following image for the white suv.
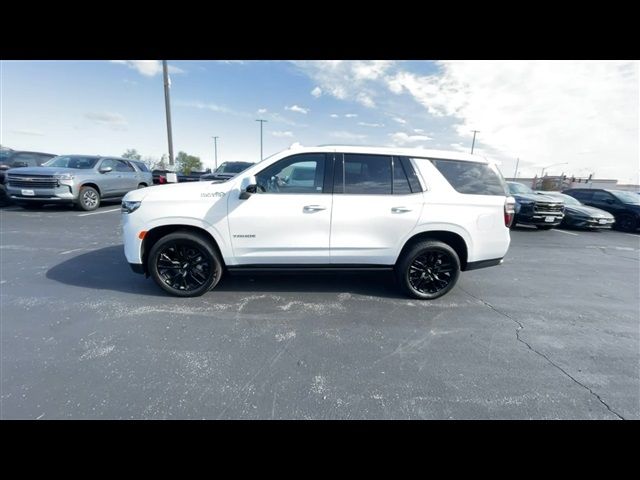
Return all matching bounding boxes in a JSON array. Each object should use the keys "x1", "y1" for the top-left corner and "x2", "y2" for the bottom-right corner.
[{"x1": 121, "y1": 145, "x2": 514, "y2": 299}]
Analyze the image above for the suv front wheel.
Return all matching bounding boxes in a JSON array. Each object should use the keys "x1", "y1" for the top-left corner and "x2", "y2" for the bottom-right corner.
[
  {"x1": 148, "y1": 231, "x2": 223, "y2": 297},
  {"x1": 396, "y1": 240, "x2": 461, "y2": 300},
  {"x1": 77, "y1": 186, "x2": 101, "y2": 211}
]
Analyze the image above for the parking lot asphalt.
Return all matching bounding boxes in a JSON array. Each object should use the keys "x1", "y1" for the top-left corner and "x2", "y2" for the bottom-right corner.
[{"x1": 1, "y1": 202, "x2": 638, "y2": 419}]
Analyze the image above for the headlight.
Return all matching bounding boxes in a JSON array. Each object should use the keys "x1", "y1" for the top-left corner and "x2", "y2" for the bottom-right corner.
[
  {"x1": 121, "y1": 200, "x2": 141, "y2": 214},
  {"x1": 54, "y1": 173, "x2": 74, "y2": 181}
]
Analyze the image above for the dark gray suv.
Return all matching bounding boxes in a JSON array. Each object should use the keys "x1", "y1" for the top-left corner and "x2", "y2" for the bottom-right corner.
[{"x1": 6, "y1": 155, "x2": 153, "y2": 211}]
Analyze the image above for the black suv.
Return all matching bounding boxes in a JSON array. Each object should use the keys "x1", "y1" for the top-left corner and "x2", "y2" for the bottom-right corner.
[
  {"x1": 562, "y1": 188, "x2": 640, "y2": 232},
  {"x1": 0, "y1": 149, "x2": 57, "y2": 205},
  {"x1": 199, "y1": 162, "x2": 254, "y2": 182},
  {"x1": 507, "y1": 181, "x2": 565, "y2": 229}
]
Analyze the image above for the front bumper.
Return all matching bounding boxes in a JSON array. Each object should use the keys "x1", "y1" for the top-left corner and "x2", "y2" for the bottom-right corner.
[
  {"x1": 7, "y1": 184, "x2": 76, "y2": 203},
  {"x1": 563, "y1": 216, "x2": 615, "y2": 229},
  {"x1": 515, "y1": 213, "x2": 564, "y2": 226}
]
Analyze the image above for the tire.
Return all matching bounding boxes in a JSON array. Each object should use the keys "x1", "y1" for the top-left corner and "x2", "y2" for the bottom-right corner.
[
  {"x1": 535, "y1": 225, "x2": 555, "y2": 230},
  {"x1": 77, "y1": 186, "x2": 100, "y2": 211},
  {"x1": 615, "y1": 214, "x2": 637, "y2": 232},
  {"x1": 137, "y1": 183, "x2": 147, "y2": 189},
  {"x1": 148, "y1": 231, "x2": 222, "y2": 297},
  {"x1": 396, "y1": 240, "x2": 461, "y2": 300}
]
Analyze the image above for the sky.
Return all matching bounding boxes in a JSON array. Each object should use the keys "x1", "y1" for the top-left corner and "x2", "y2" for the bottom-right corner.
[{"x1": 1, "y1": 60, "x2": 638, "y2": 183}]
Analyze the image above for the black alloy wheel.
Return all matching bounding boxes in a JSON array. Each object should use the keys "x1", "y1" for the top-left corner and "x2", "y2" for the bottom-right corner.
[
  {"x1": 148, "y1": 231, "x2": 222, "y2": 297},
  {"x1": 397, "y1": 240, "x2": 461, "y2": 300}
]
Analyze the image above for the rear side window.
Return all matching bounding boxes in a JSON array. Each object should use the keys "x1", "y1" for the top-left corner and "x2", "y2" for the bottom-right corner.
[
  {"x1": 393, "y1": 157, "x2": 412, "y2": 194},
  {"x1": 430, "y1": 159, "x2": 508, "y2": 195},
  {"x1": 343, "y1": 154, "x2": 392, "y2": 194},
  {"x1": 132, "y1": 161, "x2": 150, "y2": 172}
]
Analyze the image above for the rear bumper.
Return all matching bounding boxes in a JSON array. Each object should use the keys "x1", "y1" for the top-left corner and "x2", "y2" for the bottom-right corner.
[{"x1": 464, "y1": 257, "x2": 503, "y2": 271}]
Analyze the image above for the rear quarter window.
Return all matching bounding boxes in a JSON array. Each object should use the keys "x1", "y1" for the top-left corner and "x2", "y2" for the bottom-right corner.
[{"x1": 429, "y1": 159, "x2": 508, "y2": 196}]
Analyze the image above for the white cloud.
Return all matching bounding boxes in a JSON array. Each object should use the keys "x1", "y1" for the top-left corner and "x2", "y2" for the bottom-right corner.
[
  {"x1": 311, "y1": 86, "x2": 322, "y2": 98},
  {"x1": 330, "y1": 131, "x2": 367, "y2": 141},
  {"x1": 292, "y1": 61, "x2": 394, "y2": 108},
  {"x1": 413, "y1": 128, "x2": 425, "y2": 134},
  {"x1": 175, "y1": 100, "x2": 248, "y2": 117},
  {"x1": 392, "y1": 116, "x2": 407, "y2": 124},
  {"x1": 9, "y1": 129, "x2": 45, "y2": 136},
  {"x1": 390, "y1": 132, "x2": 433, "y2": 144},
  {"x1": 330, "y1": 114, "x2": 339, "y2": 118},
  {"x1": 110, "y1": 60, "x2": 184, "y2": 77},
  {"x1": 386, "y1": 60, "x2": 639, "y2": 181},
  {"x1": 84, "y1": 112, "x2": 128, "y2": 130},
  {"x1": 285, "y1": 105, "x2": 309, "y2": 114},
  {"x1": 345, "y1": 113, "x2": 358, "y2": 118},
  {"x1": 358, "y1": 122, "x2": 384, "y2": 127},
  {"x1": 272, "y1": 130, "x2": 294, "y2": 138},
  {"x1": 257, "y1": 108, "x2": 267, "y2": 114}
]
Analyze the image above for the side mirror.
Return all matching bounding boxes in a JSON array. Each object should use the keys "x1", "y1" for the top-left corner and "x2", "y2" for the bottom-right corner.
[
  {"x1": 239, "y1": 175, "x2": 258, "y2": 200},
  {"x1": 99, "y1": 166, "x2": 113, "y2": 174}
]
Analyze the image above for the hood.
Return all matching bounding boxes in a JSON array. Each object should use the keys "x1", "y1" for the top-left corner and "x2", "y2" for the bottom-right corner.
[
  {"x1": 564, "y1": 204, "x2": 613, "y2": 218},
  {"x1": 123, "y1": 178, "x2": 233, "y2": 203},
  {"x1": 512, "y1": 192, "x2": 556, "y2": 203},
  {"x1": 6, "y1": 166, "x2": 82, "y2": 176}
]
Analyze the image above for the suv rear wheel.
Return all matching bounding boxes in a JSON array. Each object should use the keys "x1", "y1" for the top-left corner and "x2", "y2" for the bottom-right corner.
[
  {"x1": 148, "y1": 231, "x2": 222, "y2": 297},
  {"x1": 396, "y1": 240, "x2": 461, "y2": 300},
  {"x1": 77, "y1": 186, "x2": 100, "y2": 211}
]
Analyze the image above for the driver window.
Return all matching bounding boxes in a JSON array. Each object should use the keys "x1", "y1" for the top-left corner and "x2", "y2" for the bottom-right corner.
[{"x1": 255, "y1": 153, "x2": 325, "y2": 194}]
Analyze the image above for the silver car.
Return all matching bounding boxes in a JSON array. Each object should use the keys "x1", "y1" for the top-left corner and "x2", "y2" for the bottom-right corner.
[{"x1": 6, "y1": 155, "x2": 153, "y2": 211}]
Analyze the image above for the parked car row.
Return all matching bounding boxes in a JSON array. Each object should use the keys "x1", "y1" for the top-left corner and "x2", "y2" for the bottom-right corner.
[
  {"x1": 4, "y1": 155, "x2": 153, "y2": 211},
  {"x1": 1, "y1": 152, "x2": 255, "y2": 211},
  {"x1": 507, "y1": 181, "x2": 639, "y2": 232}
]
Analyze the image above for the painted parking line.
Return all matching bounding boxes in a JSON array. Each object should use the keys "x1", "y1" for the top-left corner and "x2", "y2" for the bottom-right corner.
[
  {"x1": 553, "y1": 229, "x2": 579, "y2": 236},
  {"x1": 60, "y1": 248, "x2": 85, "y2": 255},
  {"x1": 77, "y1": 208, "x2": 120, "y2": 217}
]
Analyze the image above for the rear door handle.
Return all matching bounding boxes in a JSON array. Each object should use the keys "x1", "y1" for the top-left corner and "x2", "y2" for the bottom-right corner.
[
  {"x1": 303, "y1": 205, "x2": 327, "y2": 212},
  {"x1": 392, "y1": 207, "x2": 412, "y2": 213}
]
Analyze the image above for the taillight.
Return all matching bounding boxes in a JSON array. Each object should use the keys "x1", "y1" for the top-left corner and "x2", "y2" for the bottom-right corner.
[
  {"x1": 504, "y1": 197, "x2": 516, "y2": 227},
  {"x1": 159, "y1": 175, "x2": 166, "y2": 184}
]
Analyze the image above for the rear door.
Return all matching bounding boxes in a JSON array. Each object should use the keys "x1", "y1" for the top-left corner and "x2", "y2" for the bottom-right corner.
[
  {"x1": 329, "y1": 153, "x2": 423, "y2": 265},
  {"x1": 113, "y1": 159, "x2": 139, "y2": 194}
]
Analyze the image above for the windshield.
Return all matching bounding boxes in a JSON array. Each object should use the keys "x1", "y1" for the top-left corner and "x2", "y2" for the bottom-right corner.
[
  {"x1": 610, "y1": 190, "x2": 640, "y2": 204},
  {"x1": 43, "y1": 156, "x2": 98, "y2": 169},
  {"x1": 555, "y1": 193, "x2": 580, "y2": 206},
  {"x1": 508, "y1": 182, "x2": 533, "y2": 195},
  {"x1": 215, "y1": 162, "x2": 251, "y2": 174}
]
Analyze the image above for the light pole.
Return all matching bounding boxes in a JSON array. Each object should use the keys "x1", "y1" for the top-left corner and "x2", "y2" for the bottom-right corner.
[
  {"x1": 256, "y1": 119, "x2": 267, "y2": 161},
  {"x1": 470, "y1": 130, "x2": 480, "y2": 154},
  {"x1": 540, "y1": 162, "x2": 568, "y2": 177},
  {"x1": 513, "y1": 158, "x2": 520, "y2": 179},
  {"x1": 162, "y1": 60, "x2": 174, "y2": 168},
  {"x1": 212, "y1": 136, "x2": 219, "y2": 170}
]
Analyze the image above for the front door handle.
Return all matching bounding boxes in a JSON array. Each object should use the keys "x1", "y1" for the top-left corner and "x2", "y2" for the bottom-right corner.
[
  {"x1": 303, "y1": 205, "x2": 327, "y2": 213},
  {"x1": 392, "y1": 206, "x2": 412, "y2": 213}
]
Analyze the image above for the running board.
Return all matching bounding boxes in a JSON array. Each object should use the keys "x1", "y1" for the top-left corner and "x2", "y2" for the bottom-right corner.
[{"x1": 227, "y1": 264, "x2": 394, "y2": 274}]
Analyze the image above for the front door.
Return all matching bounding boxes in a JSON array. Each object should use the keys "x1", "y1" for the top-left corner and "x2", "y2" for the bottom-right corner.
[
  {"x1": 226, "y1": 153, "x2": 332, "y2": 265},
  {"x1": 330, "y1": 153, "x2": 423, "y2": 264}
]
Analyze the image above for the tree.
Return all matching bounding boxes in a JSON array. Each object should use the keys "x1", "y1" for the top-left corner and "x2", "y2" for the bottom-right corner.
[
  {"x1": 175, "y1": 151, "x2": 202, "y2": 175},
  {"x1": 122, "y1": 149, "x2": 142, "y2": 160}
]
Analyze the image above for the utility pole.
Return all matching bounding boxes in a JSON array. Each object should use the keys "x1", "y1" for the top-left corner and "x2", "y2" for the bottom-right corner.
[
  {"x1": 162, "y1": 60, "x2": 174, "y2": 168},
  {"x1": 212, "y1": 136, "x2": 219, "y2": 170},
  {"x1": 470, "y1": 130, "x2": 480, "y2": 154},
  {"x1": 256, "y1": 119, "x2": 267, "y2": 161},
  {"x1": 513, "y1": 158, "x2": 519, "y2": 179}
]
